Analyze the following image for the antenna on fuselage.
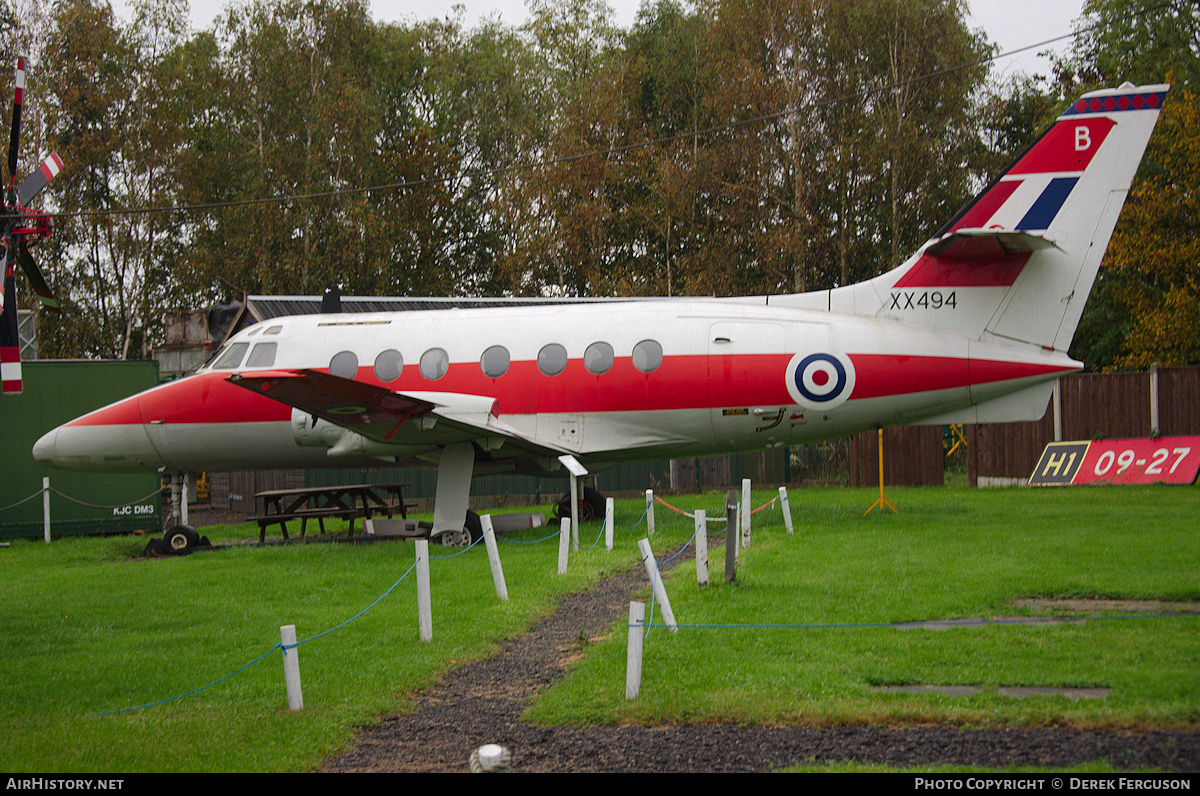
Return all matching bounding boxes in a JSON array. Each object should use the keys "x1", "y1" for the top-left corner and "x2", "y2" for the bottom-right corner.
[{"x1": 321, "y1": 284, "x2": 341, "y2": 314}]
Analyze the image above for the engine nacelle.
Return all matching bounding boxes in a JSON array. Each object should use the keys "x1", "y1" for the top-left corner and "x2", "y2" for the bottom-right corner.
[{"x1": 290, "y1": 409, "x2": 425, "y2": 459}]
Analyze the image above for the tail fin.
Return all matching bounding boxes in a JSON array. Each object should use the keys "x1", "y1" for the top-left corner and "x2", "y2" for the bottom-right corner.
[{"x1": 818, "y1": 82, "x2": 1169, "y2": 351}]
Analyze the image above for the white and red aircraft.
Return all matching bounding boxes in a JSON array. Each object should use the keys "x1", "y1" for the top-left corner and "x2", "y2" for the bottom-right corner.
[{"x1": 33, "y1": 83, "x2": 1168, "y2": 546}]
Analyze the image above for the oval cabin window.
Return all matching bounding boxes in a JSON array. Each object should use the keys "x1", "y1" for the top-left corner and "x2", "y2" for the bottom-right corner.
[
  {"x1": 584, "y1": 342, "x2": 614, "y2": 375},
  {"x1": 420, "y1": 348, "x2": 450, "y2": 380},
  {"x1": 329, "y1": 351, "x2": 358, "y2": 379},
  {"x1": 538, "y1": 343, "x2": 568, "y2": 377},
  {"x1": 374, "y1": 350, "x2": 404, "y2": 382},
  {"x1": 632, "y1": 340, "x2": 663, "y2": 373},
  {"x1": 480, "y1": 345, "x2": 510, "y2": 378}
]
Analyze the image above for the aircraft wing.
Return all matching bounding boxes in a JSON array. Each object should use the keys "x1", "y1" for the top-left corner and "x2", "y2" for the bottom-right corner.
[{"x1": 226, "y1": 369, "x2": 571, "y2": 460}]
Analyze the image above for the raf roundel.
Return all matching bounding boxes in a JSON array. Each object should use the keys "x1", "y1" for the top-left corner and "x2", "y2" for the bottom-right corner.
[{"x1": 785, "y1": 352, "x2": 856, "y2": 410}]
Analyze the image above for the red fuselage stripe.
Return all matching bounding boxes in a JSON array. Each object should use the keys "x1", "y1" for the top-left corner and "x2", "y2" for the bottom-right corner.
[{"x1": 67, "y1": 352, "x2": 1070, "y2": 427}]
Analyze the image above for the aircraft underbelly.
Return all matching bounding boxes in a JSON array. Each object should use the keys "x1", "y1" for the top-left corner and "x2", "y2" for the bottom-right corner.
[
  {"x1": 519, "y1": 408, "x2": 712, "y2": 459},
  {"x1": 33, "y1": 422, "x2": 165, "y2": 473},
  {"x1": 150, "y1": 420, "x2": 329, "y2": 472}
]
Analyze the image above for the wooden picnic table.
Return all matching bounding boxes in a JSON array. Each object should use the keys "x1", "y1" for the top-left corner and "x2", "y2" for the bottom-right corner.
[{"x1": 251, "y1": 483, "x2": 413, "y2": 542}]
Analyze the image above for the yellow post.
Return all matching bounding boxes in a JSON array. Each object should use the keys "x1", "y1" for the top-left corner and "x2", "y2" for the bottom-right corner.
[{"x1": 865, "y1": 428, "x2": 897, "y2": 515}]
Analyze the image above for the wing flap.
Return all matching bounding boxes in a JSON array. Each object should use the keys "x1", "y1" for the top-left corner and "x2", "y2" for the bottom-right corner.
[
  {"x1": 227, "y1": 369, "x2": 569, "y2": 459},
  {"x1": 228, "y1": 369, "x2": 438, "y2": 440}
]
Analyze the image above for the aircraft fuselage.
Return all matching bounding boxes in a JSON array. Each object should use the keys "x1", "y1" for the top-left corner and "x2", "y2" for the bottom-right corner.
[{"x1": 33, "y1": 298, "x2": 1076, "y2": 476}]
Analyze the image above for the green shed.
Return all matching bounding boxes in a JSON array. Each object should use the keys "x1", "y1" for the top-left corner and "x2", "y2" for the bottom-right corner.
[{"x1": 0, "y1": 361, "x2": 162, "y2": 539}]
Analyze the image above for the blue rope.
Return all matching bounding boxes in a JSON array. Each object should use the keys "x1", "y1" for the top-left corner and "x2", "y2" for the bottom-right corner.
[
  {"x1": 620, "y1": 501, "x2": 649, "y2": 530},
  {"x1": 498, "y1": 528, "x2": 561, "y2": 544},
  {"x1": 87, "y1": 645, "x2": 282, "y2": 717},
  {"x1": 429, "y1": 533, "x2": 485, "y2": 559},
  {"x1": 583, "y1": 518, "x2": 611, "y2": 550},
  {"x1": 292, "y1": 559, "x2": 420, "y2": 646},
  {"x1": 661, "y1": 532, "x2": 695, "y2": 562},
  {"x1": 83, "y1": 558, "x2": 422, "y2": 717}
]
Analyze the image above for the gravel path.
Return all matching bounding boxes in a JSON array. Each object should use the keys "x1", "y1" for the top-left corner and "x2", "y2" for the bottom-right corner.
[{"x1": 323, "y1": 541, "x2": 1199, "y2": 773}]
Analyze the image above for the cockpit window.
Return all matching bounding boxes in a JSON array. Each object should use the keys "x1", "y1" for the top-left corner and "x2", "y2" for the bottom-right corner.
[
  {"x1": 265, "y1": 326, "x2": 283, "y2": 335},
  {"x1": 212, "y1": 342, "x2": 249, "y2": 370},
  {"x1": 245, "y1": 342, "x2": 277, "y2": 368}
]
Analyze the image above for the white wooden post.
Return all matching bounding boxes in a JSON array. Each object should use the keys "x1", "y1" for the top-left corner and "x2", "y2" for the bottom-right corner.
[
  {"x1": 480, "y1": 515, "x2": 508, "y2": 601},
  {"x1": 637, "y1": 538, "x2": 677, "y2": 632},
  {"x1": 741, "y1": 478, "x2": 752, "y2": 546},
  {"x1": 42, "y1": 477, "x2": 50, "y2": 544},
  {"x1": 1053, "y1": 379, "x2": 1063, "y2": 442},
  {"x1": 779, "y1": 486, "x2": 794, "y2": 534},
  {"x1": 1150, "y1": 362, "x2": 1160, "y2": 436},
  {"x1": 604, "y1": 497, "x2": 614, "y2": 551},
  {"x1": 280, "y1": 624, "x2": 303, "y2": 711},
  {"x1": 557, "y1": 517, "x2": 570, "y2": 574},
  {"x1": 415, "y1": 539, "x2": 432, "y2": 642},
  {"x1": 695, "y1": 509, "x2": 709, "y2": 586},
  {"x1": 645, "y1": 489, "x2": 655, "y2": 536},
  {"x1": 557, "y1": 455, "x2": 588, "y2": 549},
  {"x1": 625, "y1": 601, "x2": 645, "y2": 700},
  {"x1": 725, "y1": 489, "x2": 738, "y2": 581},
  {"x1": 570, "y1": 474, "x2": 580, "y2": 551}
]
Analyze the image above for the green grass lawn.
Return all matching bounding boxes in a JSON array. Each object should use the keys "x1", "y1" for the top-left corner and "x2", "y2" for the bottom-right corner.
[
  {"x1": 0, "y1": 504, "x2": 622, "y2": 772},
  {"x1": 0, "y1": 485, "x2": 1196, "y2": 772},
  {"x1": 527, "y1": 486, "x2": 1200, "y2": 730}
]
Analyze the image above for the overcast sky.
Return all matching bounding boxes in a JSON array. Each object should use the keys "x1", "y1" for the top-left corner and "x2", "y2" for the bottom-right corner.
[{"x1": 110, "y1": 0, "x2": 1085, "y2": 79}]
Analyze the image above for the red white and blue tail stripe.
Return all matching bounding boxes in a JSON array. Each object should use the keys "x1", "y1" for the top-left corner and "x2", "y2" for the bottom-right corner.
[
  {"x1": 831, "y1": 82, "x2": 1170, "y2": 351},
  {"x1": 943, "y1": 86, "x2": 1167, "y2": 237}
]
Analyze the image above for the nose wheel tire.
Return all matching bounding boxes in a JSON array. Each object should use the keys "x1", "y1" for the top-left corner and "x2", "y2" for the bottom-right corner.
[{"x1": 163, "y1": 525, "x2": 200, "y2": 554}]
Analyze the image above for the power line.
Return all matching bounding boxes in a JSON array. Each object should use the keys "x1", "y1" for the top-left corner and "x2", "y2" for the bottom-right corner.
[{"x1": 40, "y1": 23, "x2": 1090, "y2": 224}]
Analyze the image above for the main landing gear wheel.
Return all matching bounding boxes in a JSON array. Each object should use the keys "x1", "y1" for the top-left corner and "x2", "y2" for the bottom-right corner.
[
  {"x1": 554, "y1": 486, "x2": 605, "y2": 523},
  {"x1": 432, "y1": 510, "x2": 483, "y2": 548},
  {"x1": 162, "y1": 524, "x2": 200, "y2": 554}
]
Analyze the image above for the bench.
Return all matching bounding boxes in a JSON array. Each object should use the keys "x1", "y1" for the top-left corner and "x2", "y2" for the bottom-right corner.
[{"x1": 251, "y1": 483, "x2": 413, "y2": 542}]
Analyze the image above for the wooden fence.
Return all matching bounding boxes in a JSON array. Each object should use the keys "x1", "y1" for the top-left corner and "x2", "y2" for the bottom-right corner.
[
  {"x1": 967, "y1": 365, "x2": 1200, "y2": 486},
  {"x1": 848, "y1": 426, "x2": 946, "y2": 487}
]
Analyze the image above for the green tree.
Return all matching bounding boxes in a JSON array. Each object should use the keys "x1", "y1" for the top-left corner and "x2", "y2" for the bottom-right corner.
[
  {"x1": 39, "y1": 0, "x2": 189, "y2": 359},
  {"x1": 1070, "y1": 0, "x2": 1199, "y2": 91},
  {"x1": 1108, "y1": 89, "x2": 1200, "y2": 368},
  {"x1": 1061, "y1": 0, "x2": 1200, "y2": 368},
  {"x1": 688, "y1": 0, "x2": 990, "y2": 296}
]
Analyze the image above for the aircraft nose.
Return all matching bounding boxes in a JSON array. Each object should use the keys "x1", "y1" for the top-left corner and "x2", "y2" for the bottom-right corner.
[
  {"x1": 32, "y1": 427, "x2": 59, "y2": 468},
  {"x1": 30, "y1": 408, "x2": 165, "y2": 472}
]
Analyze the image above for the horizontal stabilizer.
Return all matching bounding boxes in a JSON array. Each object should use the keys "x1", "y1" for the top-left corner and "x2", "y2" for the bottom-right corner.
[{"x1": 925, "y1": 229, "x2": 1060, "y2": 259}]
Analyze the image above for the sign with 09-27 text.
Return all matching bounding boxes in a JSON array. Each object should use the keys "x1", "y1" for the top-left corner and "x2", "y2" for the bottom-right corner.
[{"x1": 1029, "y1": 436, "x2": 1200, "y2": 486}]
